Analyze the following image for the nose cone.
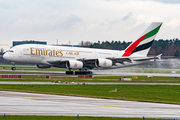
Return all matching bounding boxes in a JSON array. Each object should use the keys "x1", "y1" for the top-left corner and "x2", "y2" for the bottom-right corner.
[{"x1": 3, "y1": 52, "x2": 9, "y2": 60}]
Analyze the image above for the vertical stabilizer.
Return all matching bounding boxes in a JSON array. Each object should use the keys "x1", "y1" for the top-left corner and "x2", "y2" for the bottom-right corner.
[{"x1": 122, "y1": 22, "x2": 162, "y2": 57}]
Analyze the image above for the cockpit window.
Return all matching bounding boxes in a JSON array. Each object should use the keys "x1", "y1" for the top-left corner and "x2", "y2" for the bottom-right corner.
[{"x1": 6, "y1": 50, "x2": 14, "y2": 52}]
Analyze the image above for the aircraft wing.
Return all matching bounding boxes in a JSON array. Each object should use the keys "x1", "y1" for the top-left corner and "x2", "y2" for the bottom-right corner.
[
  {"x1": 106, "y1": 57, "x2": 132, "y2": 65},
  {"x1": 133, "y1": 54, "x2": 162, "y2": 61},
  {"x1": 47, "y1": 60, "x2": 67, "y2": 68},
  {"x1": 47, "y1": 57, "x2": 132, "y2": 69},
  {"x1": 47, "y1": 54, "x2": 161, "y2": 69},
  {"x1": 133, "y1": 57, "x2": 158, "y2": 61},
  {"x1": 47, "y1": 59, "x2": 97, "y2": 69}
]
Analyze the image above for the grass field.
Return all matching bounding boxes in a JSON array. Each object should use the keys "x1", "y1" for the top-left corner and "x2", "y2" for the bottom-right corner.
[
  {"x1": 0, "y1": 115, "x2": 173, "y2": 120},
  {"x1": 1, "y1": 84, "x2": 180, "y2": 104}
]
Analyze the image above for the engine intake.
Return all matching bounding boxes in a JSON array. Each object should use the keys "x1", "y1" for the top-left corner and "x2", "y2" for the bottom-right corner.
[
  {"x1": 96, "y1": 58, "x2": 112, "y2": 68},
  {"x1": 66, "y1": 60, "x2": 83, "y2": 69}
]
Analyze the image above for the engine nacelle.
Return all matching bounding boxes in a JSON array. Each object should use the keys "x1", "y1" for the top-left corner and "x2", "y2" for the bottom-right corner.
[
  {"x1": 96, "y1": 58, "x2": 112, "y2": 68},
  {"x1": 66, "y1": 60, "x2": 83, "y2": 69},
  {"x1": 36, "y1": 65, "x2": 51, "y2": 69}
]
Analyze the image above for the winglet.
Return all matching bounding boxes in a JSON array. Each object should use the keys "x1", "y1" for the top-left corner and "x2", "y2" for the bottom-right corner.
[{"x1": 157, "y1": 54, "x2": 162, "y2": 60}]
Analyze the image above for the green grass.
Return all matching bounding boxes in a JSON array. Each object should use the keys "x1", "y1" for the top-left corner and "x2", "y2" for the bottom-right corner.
[
  {"x1": 0, "y1": 115, "x2": 173, "y2": 120},
  {"x1": 1, "y1": 84, "x2": 180, "y2": 104}
]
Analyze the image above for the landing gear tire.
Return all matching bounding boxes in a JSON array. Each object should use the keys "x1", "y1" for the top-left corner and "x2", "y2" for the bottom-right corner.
[
  {"x1": 75, "y1": 71, "x2": 82, "y2": 75},
  {"x1": 65, "y1": 71, "x2": 92, "y2": 75},
  {"x1": 11, "y1": 62, "x2": 16, "y2": 71},
  {"x1": 65, "y1": 71, "x2": 74, "y2": 75},
  {"x1": 75, "y1": 71, "x2": 92, "y2": 75},
  {"x1": 11, "y1": 67, "x2": 16, "y2": 70}
]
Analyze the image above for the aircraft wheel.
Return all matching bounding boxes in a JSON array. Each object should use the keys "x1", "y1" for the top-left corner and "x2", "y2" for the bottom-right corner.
[
  {"x1": 66, "y1": 71, "x2": 74, "y2": 75},
  {"x1": 75, "y1": 71, "x2": 81, "y2": 75},
  {"x1": 75, "y1": 71, "x2": 92, "y2": 75},
  {"x1": 87, "y1": 71, "x2": 92, "y2": 75},
  {"x1": 11, "y1": 67, "x2": 16, "y2": 70}
]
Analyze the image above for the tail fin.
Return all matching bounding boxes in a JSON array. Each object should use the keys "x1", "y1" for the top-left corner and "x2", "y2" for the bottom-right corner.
[{"x1": 122, "y1": 22, "x2": 162, "y2": 57}]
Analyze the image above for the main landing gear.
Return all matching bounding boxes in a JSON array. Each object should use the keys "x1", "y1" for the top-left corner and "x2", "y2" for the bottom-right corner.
[
  {"x1": 11, "y1": 62, "x2": 16, "y2": 70},
  {"x1": 66, "y1": 71, "x2": 92, "y2": 75}
]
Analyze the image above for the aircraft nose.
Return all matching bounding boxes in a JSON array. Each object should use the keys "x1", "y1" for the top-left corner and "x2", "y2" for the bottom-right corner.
[{"x1": 3, "y1": 52, "x2": 9, "y2": 60}]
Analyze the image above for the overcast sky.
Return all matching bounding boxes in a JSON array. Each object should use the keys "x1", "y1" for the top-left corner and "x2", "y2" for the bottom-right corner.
[{"x1": 0, "y1": 0, "x2": 180, "y2": 50}]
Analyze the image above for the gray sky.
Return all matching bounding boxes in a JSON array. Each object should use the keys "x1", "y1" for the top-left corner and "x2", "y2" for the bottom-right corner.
[{"x1": 0, "y1": 0, "x2": 180, "y2": 50}]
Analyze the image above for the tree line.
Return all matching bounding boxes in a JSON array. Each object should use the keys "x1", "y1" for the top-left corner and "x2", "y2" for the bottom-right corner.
[{"x1": 82, "y1": 38, "x2": 180, "y2": 57}]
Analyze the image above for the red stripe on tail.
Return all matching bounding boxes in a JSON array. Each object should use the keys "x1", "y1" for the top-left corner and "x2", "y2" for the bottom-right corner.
[{"x1": 122, "y1": 34, "x2": 147, "y2": 57}]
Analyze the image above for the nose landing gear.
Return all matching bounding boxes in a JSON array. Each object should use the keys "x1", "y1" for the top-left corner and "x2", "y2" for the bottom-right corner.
[{"x1": 11, "y1": 62, "x2": 16, "y2": 70}]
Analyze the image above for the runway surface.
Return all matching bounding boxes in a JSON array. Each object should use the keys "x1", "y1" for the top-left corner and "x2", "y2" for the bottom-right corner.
[
  {"x1": 0, "y1": 70, "x2": 64, "y2": 73},
  {"x1": 94, "y1": 72, "x2": 180, "y2": 77},
  {"x1": 1, "y1": 69, "x2": 180, "y2": 77},
  {"x1": 0, "y1": 91, "x2": 180, "y2": 118},
  {"x1": 0, "y1": 70, "x2": 64, "y2": 76}
]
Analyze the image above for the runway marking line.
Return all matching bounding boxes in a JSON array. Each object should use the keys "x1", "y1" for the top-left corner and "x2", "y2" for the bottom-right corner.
[
  {"x1": 22, "y1": 98, "x2": 44, "y2": 100},
  {"x1": 99, "y1": 105, "x2": 125, "y2": 108}
]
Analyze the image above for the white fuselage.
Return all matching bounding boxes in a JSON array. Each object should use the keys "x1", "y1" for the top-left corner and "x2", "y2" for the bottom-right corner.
[
  {"x1": 4, "y1": 44, "x2": 122, "y2": 63},
  {"x1": 3, "y1": 44, "x2": 153, "y2": 70}
]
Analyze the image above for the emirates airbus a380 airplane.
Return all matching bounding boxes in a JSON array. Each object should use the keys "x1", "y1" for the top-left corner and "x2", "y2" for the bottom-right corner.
[{"x1": 3, "y1": 22, "x2": 162, "y2": 75}]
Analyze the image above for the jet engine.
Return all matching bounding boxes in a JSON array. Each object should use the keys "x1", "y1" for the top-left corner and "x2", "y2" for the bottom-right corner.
[
  {"x1": 66, "y1": 60, "x2": 83, "y2": 69},
  {"x1": 96, "y1": 58, "x2": 112, "y2": 68},
  {"x1": 36, "y1": 65, "x2": 51, "y2": 69}
]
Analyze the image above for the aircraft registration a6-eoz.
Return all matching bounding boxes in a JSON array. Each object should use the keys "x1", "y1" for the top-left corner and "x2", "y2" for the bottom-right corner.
[{"x1": 3, "y1": 22, "x2": 162, "y2": 75}]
